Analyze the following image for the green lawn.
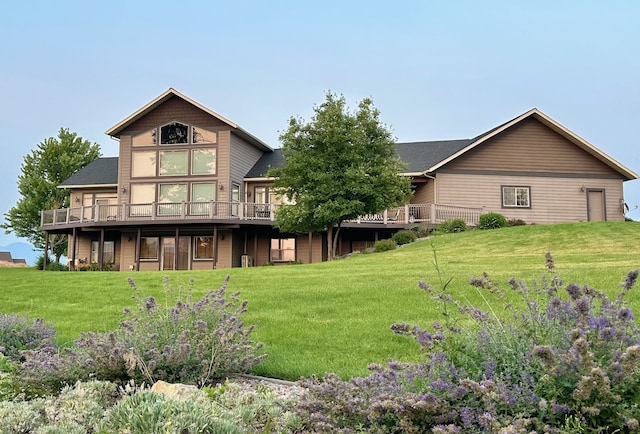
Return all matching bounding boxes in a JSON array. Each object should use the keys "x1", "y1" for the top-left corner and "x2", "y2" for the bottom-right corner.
[{"x1": 1, "y1": 221, "x2": 639, "y2": 380}]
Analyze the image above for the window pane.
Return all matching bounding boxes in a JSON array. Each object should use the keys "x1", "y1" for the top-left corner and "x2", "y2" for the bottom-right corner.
[
  {"x1": 503, "y1": 187, "x2": 515, "y2": 206},
  {"x1": 270, "y1": 238, "x2": 296, "y2": 262},
  {"x1": 104, "y1": 241, "x2": 115, "y2": 263},
  {"x1": 194, "y1": 236, "x2": 213, "y2": 259},
  {"x1": 192, "y1": 127, "x2": 217, "y2": 143},
  {"x1": 159, "y1": 150, "x2": 188, "y2": 176},
  {"x1": 132, "y1": 128, "x2": 156, "y2": 146},
  {"x1": 132, "y1": 151, "x2": 156, "y2": 177},
  {"x1": 255, "y1": 187, "x2": 267, "y2": 204},
  {"x1": 516, "y1": 188, "x2": 529, "y2": 206},
  {"x1": 131, "y1": 184, "x2": 155, "y2": 204},
  {"x1": 159, "y1": 184, "x2": 187, "y2": 202},
  {"x1": 192, "y1": 183, "x2": 215, "y2": 201},
  {"x1": 130, "y1": 184, "x2": 155, "y2": 216},
  {"x1": 192, "y1": 148, "x2": 216, "y2": 175},
  {"x1": 160, "y1": 122, "x2": 189, "y2": 144},
  {"x1": 140, "y1": 237, "x2": 159, "y2": 260}
]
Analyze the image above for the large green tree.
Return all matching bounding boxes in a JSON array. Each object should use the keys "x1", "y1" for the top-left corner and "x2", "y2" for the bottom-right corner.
[
  {"x1": 269, "y1": 92, "x2": 412, "y2": 259},
  {"x1": 2, "y1": 128, "x2": 101, "y2": 263}
]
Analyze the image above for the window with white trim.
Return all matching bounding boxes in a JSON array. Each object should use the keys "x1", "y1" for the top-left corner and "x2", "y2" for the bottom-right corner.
[{"x1": 502, "y1": 186, "x2": 531, "y2": 208}]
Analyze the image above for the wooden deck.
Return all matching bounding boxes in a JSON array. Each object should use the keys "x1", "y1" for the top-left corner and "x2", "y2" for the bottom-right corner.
[{"x1": 40, "y1": 202, "x2": 484, "y2": 229}]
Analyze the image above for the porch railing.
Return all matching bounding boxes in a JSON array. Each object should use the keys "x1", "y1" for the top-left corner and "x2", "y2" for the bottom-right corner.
[{"x1": 41, "y1": 201, "x2": 484, "y2": 229}]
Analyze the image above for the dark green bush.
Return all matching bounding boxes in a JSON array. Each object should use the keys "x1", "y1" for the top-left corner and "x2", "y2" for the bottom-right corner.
[
  {"x1": 437, "y1": 218, "x2": 468, "y2": 233},
  {"x1": 391, "y1": 230, "x2": 416, "y2": 245},
  {"x1": 374, "y1": 239, "x2": 397, "y2": 252},
  {"x1": 478, "y1": 212, "x2": 508, "y2": 229}
]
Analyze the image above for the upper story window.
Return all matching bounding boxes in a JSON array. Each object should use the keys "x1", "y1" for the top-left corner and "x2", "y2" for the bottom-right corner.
[
  {"x1": 132, "y1": 123, "x2": 216, "y2": 147},
  {"x1": 161, "y1": 122, "x2": 189, "y2": 144},
  {"x1": 502, "y1": 186, "x2": 531, "y2": 208}
]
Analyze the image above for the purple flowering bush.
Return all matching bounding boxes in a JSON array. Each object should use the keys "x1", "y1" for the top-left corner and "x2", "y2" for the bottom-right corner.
[
  {"x1": 0, "y1": 313, "x2": 56, "y2": 361},
  {"x1": 294, "y1": 257, "x2": 640, "y2": 433},
  {"x1": 17, "y1": 276, "x2": 267, "y2": 395}
]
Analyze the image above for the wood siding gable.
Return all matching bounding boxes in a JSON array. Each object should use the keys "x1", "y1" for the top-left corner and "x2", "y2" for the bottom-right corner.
[{"x1": 444, "y1": 117, "x2": 622, "y2": 178}]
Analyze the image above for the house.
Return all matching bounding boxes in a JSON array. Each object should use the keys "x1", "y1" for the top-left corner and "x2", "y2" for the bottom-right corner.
[
  {"x1": 40, "y1": 89, "x2": 638, "y2": 270},
  {"x1": 0, "y1": 251, "x2": 27, "y2": 266}
]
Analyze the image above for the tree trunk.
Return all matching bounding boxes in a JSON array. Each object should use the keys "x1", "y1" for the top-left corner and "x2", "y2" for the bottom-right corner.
[
  {"x1": 332, "y1": 224, "x2": 342, "y2": 259},
  {"x1": 327, "y1": 226, "x2": 333, "y2": 261}
]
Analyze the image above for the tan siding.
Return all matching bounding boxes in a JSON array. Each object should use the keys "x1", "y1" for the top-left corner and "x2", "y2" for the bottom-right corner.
[
  {"x1": 436, "y1": 172, "x2": 625, "y2": 223},
  {"x1": 447, "y1": 118, "x2": 620, "y2": 176},
  {"x1": 139, "y1": 261, "x2": 160, "y2": 271},
  {"x1": 123, "y1": 96, "x2": 227, "y2": 133},
  {"x1": 217, "y1": 131, "x2": 231, "y2": 202},
  {"x1": 192, "y1": 260, "x2": 214, "y2": 270},
  {"x1": 119, "y1": 136, "x2": 132, "y2": 204},
  {"x1": 230, "y1": 134, "x2": 264, "y2": 188},
  {"x1": 120, "y1": 233, "x2": 137, "y2": 270},
  {"x1": 412, "y1": 181, "x2": 434, "y2": 203},
  {"x1": 295, "y1": 233, "x2": 323, "y2": 264},
  {"x1": 215, "y1": 232, "x2": 232, "y2": 268}
]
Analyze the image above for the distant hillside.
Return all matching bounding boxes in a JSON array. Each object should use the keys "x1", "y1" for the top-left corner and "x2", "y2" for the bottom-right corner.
[{"x1": 0, "y1": 242, "x2": 38, "y2": 265}]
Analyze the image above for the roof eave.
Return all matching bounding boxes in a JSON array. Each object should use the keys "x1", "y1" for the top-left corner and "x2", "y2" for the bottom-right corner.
[{"x1": 57, "y1": 184, "x2": 118, "y2": 189}]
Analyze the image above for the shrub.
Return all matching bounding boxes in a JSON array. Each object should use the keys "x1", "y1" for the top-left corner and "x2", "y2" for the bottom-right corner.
[
  {"x1": 437, "y1": 218, "x2": 467, "y2": 233},
  {"x1": 0, "y1": 313, "x2": 56, "y2": 361},
  {"x1": 392, "y1": 230, "x2": 417, "y2": 245},
  {"x1": 293, "y1": 260, "x2": 640, "y2": 432},
  {"x1": 507, "y1": 218, "x2": 527, "y2": 227},
  {"x1": 478, "y1": 211, "x2": 507, "y2": 229},
  {"x1": 410, "y1": 224, "x2": 431, "y2": 238},
  {"x1": 16, "y1": 276, "x2": 267, "y2": 394},
  {"x1": 374, "y1": 239, "x2": 397, "y2": 252}
]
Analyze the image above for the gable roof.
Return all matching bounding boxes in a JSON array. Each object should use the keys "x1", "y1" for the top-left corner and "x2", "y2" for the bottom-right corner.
[
  {"x1": 426, "y1": 108, "x2": 638, "y2": 180},
  {"x1": 244, "y1": 108, "x2": 638, "y2": 181},
  {"x1": 58, "y1": 157, "x2": 118, "y2": 188},
  {"x1": 105, "y1": 88, "x2": 272, "y2": 152}
]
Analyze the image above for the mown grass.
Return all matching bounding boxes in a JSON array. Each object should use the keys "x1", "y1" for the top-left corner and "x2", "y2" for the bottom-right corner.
[{"x1": 1, "y1": 221, "x2": 639, "y2": 380}]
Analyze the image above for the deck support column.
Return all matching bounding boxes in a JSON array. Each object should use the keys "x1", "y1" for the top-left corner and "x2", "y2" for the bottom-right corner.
[
  {"x1": 213, "y1": 226, "x2": 218, "y2": 269},
  {"x1": 71, "y1": 227, "x2": 77, "y2": 270},
  {"x1": 308, "y1": 232, "x2": 312, "y2": 264},
  {"x1": 43, "y1": 231, "x2": 49, "y2": 270},
  {"x1": 135, "y1": 228, "x2": 141, "y2": 271},
  {"x1": 99, "y1": 228, "x2": 105, "y2": 271},
  {"x1": 174, "y1": 227, "x2": 179, "y2": 270}
]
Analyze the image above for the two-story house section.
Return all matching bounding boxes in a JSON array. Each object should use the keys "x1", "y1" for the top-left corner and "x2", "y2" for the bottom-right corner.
[{"x1": 40, "y1": 89, "x2": 637, "y2": 270}]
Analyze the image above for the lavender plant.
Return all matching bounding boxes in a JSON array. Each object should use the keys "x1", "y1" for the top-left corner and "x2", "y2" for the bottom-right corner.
[
  {"x1": 16, "y1": 275, "x2": 267, "y2": 394},
  {"x1": 294, "y1": 256, "x2": 640, "y2": 433},
  {"x1": 0, "y1": 313, "x2": 56, "y2": 361}
]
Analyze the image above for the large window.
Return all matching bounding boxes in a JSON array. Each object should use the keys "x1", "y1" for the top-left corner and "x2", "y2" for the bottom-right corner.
[
  {"x1": 192, "y1": 148, "x2": 216, "y2": 175},
  {"x1": 270, "y1": 238, "x2": 296, "y2": 262},
  {"x1": 159, "y1": 183, "x2": 187, "y2": 215},
  {"x1": 130, "y1": 184, "x2": 156, "y2": 216},
  {"x1": 140, "y1": 237, "x2": 159, "y2": 260},
  {"x1": 131, "y1": 151, "x2": 156, "y2": 177},
  {"x1": 159, "y1": 150, "x2": 188, "y2": 176},
  {"x1": 194, "y1": 236, "x2": 214, "y2": 259},
  {"x1": 192, "y1": 128, "x2": 217, "y2": 144},
  {"x1": 132, "y1": 124, "x2": 216, "y2": 147},
  {"x1": 191, "y1": 183, "x2": 216, "y2": 215},
  {"x1": 502, "y1": 186, "x2": 531, "y2": 208}
]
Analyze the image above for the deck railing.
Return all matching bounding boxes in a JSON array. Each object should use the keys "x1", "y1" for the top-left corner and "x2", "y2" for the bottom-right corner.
[{"x1": 40, "y1": 201, "x2": 484, "y2": 229}]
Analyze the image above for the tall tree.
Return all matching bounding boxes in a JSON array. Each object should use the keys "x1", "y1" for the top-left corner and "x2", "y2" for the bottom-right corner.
[
  {"x1": 270, "y1": 92, "x2": 412, "y2": 259},
  {"x1": 2, "y1": 128, "x2": 101, "y2": 263}
]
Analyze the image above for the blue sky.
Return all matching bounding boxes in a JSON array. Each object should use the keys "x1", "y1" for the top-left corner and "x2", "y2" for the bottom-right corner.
[{"x1": 1, "y1": 0, "x2": 639, "y2": 247}]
